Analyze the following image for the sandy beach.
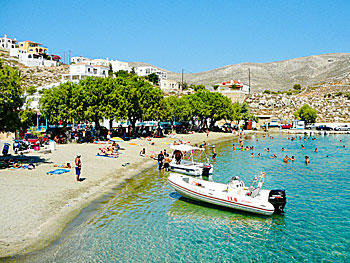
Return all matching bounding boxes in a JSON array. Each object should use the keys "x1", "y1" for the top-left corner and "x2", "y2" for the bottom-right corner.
[{"x1": 0, "y1": 132, "x2": 238, "y2": 258}]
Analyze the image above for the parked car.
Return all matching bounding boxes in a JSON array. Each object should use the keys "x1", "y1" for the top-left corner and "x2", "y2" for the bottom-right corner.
[
  {"x1": 23, "y1": 133, "x2": 40, "y2": 144},
  {"x1": 316, "y1": 125, "x2": 333, "y2": 131},
  {"x1": 281, "y1": 124, "x2": 293, "y2": 129},
  {"x1": 159, "y1": 122, "x2": 172, "y2": 134},
  {"x1": 334, "y1": 124, "x2": 350, "y2": 131}
]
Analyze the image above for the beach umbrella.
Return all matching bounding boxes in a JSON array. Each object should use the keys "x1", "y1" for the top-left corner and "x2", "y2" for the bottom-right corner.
[{"x1": 111, "y1": 137, "x2": 124, "y2": 142}]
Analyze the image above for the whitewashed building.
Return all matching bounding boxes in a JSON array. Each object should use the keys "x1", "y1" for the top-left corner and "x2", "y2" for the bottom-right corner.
[
  {"x1": 136, "y1": 66, "x2": 167, "y2": 80},
  {"x1": 0, "y1": 34, "x2": 17, "y2": 49},
  {"x1": 71, "y1": 56, "x2": 90, "y2": 64},
  {"x1": 62, "y1": 63, "x2": 108, "y2": 82},
  {"x1": 160, "y1": 79, "x2": 181, "y2": 92}
]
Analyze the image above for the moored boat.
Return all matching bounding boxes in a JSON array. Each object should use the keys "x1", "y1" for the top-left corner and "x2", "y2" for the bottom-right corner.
[
  {"x1": 167, "y1": 172, "x2": 286, "y2": 216},
  {"x1": 169, "y1": 144, "x2": 213, "y2": 176}
]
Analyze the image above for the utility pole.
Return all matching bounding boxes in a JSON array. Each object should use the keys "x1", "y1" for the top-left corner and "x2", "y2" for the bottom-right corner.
[
  {"x1": 248, "y1": 68, "x2": 251, "y2": 94},
  {"x1": 69, "y1": 50, "x2": 71, "y2": 65},
  {"x1": 181, "y1": 68, "x2": 184, "y2": 90}
]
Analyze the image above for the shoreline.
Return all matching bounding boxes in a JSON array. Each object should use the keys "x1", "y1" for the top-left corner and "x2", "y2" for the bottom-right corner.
[{"x1": 0, "y1": 132, "x2": 238, "y2": 258}]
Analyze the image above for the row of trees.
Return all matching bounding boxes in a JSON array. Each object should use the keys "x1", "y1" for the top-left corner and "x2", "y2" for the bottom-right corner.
[
  {"x1": 1, "y1": 59, "x2": 318, "y2": 133},
  {"x1": 39, "y1": 72, "x2": 257, "y2": 129}
]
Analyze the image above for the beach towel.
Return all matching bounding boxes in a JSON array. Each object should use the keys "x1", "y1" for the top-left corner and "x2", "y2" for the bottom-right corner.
[
  {"x1": 128, "y1": 143, "x2": 138, "y2": 146},
  {"x1": 96, "y1": 154, "x2": 119, "y2": 158},
  {"x1": 47, "y1": 169, "x2": 70, "y2": 175}
]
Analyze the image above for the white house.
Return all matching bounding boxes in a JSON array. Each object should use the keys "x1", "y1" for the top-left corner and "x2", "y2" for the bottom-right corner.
[
  {"x1": 136, "y1": 66, "x2": 167, "y2": 80},
  {"x1": 0, "y1": 34, "x2": 17, "y2": 49},
  {"x1": 11, "y1": 51, "x2": 58, "y2": 67},
  {"x1": 160, "y1": 79, "x2": 181, "y2": 92},
  {"x1": 71, "y1": 56, "x2": 90, "y2": 64},
  {"x1": 62, "y1": 63, "x2": 108, "y2": 82}
]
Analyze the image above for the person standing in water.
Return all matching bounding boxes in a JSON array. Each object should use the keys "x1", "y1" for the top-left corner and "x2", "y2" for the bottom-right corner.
[
  {"x1": 305, "y1": 156, "x2": 310, "y2": 165},
  {"x1": 75, "y1": 154, "x2": 82, "y2": 182},
  {"x1": 212, "y1": 145, "x2": 217, "y2": 159}
]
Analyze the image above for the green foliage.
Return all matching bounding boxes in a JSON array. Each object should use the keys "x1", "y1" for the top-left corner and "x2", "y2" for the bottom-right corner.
[
  {"x1": 145, "y1": 73, "x2": 159, "y2": 85},
  {"x1": 26, "y1": 86, "x2": 37, "y2": 95},
  {"x1": 294, "y1": 104, "x2": 317, "y2": 124},
  {"x1": 108, "y1": 63, "x2": 113, "y2": 77},
  {"x1": 212, "y1": 85, "x2": 219, "y2": 90},
  {"x1": 344, "y1": 92, "x2": 350, "y2": 99},
  {"x1": 293, "y1": 84, "x2": 302, "y2": 90},
  {"x1": 193, "y1": 84, "x2": 206, "y2": 92},
  {"x1": 0, "y1": 60, "x2": 26, "y2": 132},
  {"x1": 263, "y1": 89, "x2": 271, "y2": 94},
  {"x1": 336, "y1": 91, "x2": 343, "y2": 96}
]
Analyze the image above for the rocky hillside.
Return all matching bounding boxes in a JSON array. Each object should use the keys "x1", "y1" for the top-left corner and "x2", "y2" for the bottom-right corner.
[
  {"x1": 246, "y1": 84, "x2": 350, "y2": 122},
  {"x1": 132, "y1": 53, "x2": 350, "y2": 93},
  {"x1": 0, "y1": 49, "x2": 69, "y2": 88}
]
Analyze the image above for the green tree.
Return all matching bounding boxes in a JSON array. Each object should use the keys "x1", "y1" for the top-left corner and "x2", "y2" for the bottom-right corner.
[
  {"x1": 108, "y1": 63, "x2": 114, "y2": 77},
  {"x1": 293, "y1": 84, "x2": 302, "y2": 90},
  {"x1": 212, "y1": 85, "x2": 219, "y2": 91},
  {"x1": 294, "y1": 104, "x2": 317, "y2": 124},
  {"x1": 145, "y1": 73, "x2": 160, "y2": 85},
  {"x1": 26, "y1": 86, "x2": 37, "y2": 95},
  {"x1": 0, "y1": 60, "x2": 26, "y2": 132}
]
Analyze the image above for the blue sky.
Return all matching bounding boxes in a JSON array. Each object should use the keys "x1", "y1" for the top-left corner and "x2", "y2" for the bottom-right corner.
[{"x1": 1, "y1": 0, "x2": 350, "y2": 73}]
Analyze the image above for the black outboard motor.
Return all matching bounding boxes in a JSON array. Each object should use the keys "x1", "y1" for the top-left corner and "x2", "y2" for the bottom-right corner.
[
  {"x1": 268, "y1": 189, "x2": 287, "y2": 214},
  {"x1": 202, "y1": 166, "x2": 211, "y2": 177},
  {"x1": 2, "y1": 143, "x2": 10, "y2": 156}
]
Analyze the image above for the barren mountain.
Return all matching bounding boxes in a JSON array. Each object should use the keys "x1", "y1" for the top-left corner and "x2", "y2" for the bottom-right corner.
[{"x1": 130, "y1": 53, "x2": 350, "y2": 93}]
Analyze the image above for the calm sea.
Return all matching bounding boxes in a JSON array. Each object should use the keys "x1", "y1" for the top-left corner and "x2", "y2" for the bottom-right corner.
[{"x1": 16, "y1": 134, "x2": 350, "y2": 262}]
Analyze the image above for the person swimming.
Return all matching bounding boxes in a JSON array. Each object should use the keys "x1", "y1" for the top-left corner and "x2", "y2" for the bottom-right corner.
[
  {"x1": 305, "y1": 156, "x2": 310, "y2": 165},
  {"x1": 282, "y1": 147, "x2": 285, "y2": 151},
  {"x1": 265, "y1": 148, "x2": 270, "y2": 152},
  {"x1": 270, "y1": 153, "x2": 277, "y2": 159},
  {"x1": 283, "y1": 155, "x2": 291, "y2": 163},
  {"x1": 314, "y1": 148, "x2": 318, "y2": 152},
  {"x1": 250, "y1": 153, "x2": 254, "y2": 158},
  {"x1": 301, "y1": 144, "x2": 305, "y2": 149},
  {"x1": 291, "y1": 156, "x2": 295, "y2": 161},
  {"x1": 258, "y1": 153, "x2": 261, "y2": 157}
]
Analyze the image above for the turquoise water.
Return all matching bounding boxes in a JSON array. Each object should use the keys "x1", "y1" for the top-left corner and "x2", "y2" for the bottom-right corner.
[{"x1": 17, "y1": 134, "x2": 350, "y2": 262}]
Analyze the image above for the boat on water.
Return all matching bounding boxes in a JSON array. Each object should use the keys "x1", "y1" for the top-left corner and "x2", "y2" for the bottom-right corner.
[
  {"x1": 169, "y1": 144, "x2": 213, "y2": 176},
  {"x1": 168, "y1": 172, "x2": 286, "y2": 216}
]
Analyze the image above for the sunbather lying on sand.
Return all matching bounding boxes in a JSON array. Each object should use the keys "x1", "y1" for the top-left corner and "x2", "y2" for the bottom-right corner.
[{"x1": 54, "y1": 163, "x2": 72, "y2": 168}]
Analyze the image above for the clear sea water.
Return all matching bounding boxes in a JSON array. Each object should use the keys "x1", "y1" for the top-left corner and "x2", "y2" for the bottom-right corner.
[{"x1": 16, "y1": 134, "x2": 350, "y2": 262}]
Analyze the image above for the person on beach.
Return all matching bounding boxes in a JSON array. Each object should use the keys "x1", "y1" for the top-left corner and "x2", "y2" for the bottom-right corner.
[
  {"x1": 75, "y1": 154, "x2": 82, "y2": 182},
  {"x1": 305, "y1": 156, "x2": 310, "y2": 165},
  {"x1": 157, "y1": 151, "x2": 164, "y2": 170},
  {"x1": 140, "y1": 148, "x2": 146, "y2": 157},
  {"x1": 107, "y1": 130, "x2": 111, "y2": 142},
  {"x1": 212, "y1": 145, "x2": 217, "y2": 159},
  {"x1": 206, "y1": 129, "x2": 210, "y2": 137},
  {"x1": 163, "y1": 154, "x2": 171, "y2": 172},
  {"x1": 173, "y1": 149, "x2": 183, "y2": 164},
  {"x1": 54, "y1": 163, "x2": 71, "y2": 168}
]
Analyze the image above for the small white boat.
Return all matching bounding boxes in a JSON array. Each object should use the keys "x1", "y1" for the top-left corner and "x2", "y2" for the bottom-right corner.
[
  {"x1": 169, "y1": 144, "x2": 213, "y2": 176},
  {"x1": 168, "y1": 172, "x2": 286, "y2": 216}
]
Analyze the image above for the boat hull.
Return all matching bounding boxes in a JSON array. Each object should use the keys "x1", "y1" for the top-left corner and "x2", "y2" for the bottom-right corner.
[{"x1": 168, "y1": 173, "x2": 275, "y2": 216}]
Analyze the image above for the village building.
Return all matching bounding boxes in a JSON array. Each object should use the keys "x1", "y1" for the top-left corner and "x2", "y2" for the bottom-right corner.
[
  {"x1": 0, "y1": 34, "x2": 17, "y2": 49},
  {"x1": 61, "y1": 63, "x2": 108, "y2": 82}
]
